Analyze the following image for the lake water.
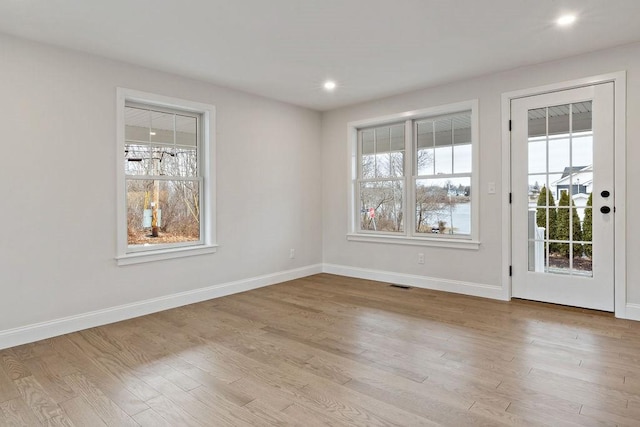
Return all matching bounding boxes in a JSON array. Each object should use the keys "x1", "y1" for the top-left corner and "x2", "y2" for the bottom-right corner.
[{"x1": 424, "y1": 202, "x2": 470, "y2": 235}]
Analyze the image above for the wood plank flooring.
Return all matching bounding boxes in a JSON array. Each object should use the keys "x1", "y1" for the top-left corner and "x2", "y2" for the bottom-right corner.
[{"x1": 2, "y1": 273, "x2": 640, "y2": 426}]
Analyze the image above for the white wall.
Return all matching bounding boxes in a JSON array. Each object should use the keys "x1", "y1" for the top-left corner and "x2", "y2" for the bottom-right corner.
[
  {"x1": 321, "y1": 42, "x2": 640, "y2": 309},
  {"x1": 0, "y1": 34, "x2": 323, "y2": 343}
]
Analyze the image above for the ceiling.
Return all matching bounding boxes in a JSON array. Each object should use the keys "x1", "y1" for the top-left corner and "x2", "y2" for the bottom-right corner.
[{"x1": 1, "y1": 0, "x2": 639, "y2": 111}]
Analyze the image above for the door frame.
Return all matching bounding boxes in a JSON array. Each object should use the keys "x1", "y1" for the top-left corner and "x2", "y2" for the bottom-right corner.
[{"x1": 501, "y1": 71, "x2": 627, "y2": 318}]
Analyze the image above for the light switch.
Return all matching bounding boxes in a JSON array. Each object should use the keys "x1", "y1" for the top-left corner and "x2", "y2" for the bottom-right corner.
[{"x1": 488, "y1": 182, "x2": 496, "y2": 194}]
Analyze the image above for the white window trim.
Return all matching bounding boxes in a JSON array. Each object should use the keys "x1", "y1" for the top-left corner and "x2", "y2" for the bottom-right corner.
[
  {"x1": 347, "y1": 100, "x2": 480, "y2": 250},
  {"x1": 116, "y1": 88, "x2": 217, "y2": 265}
]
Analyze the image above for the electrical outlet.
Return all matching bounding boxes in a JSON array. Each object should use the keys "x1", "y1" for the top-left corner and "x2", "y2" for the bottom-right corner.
[
  {"x1": 289, "y1": 249, "x2": 295, "y2": 259},
  {"x1": 418, "y1": 253, "x2": 425, "y2": 264}
]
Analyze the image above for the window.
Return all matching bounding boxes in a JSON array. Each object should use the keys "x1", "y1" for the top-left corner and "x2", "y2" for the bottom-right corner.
[
  {"x1": 348, "y1": 100, "x2": 479, "y2": 249},
  {"x1": 359, "y1": 124, "x2": 405, "y2": 232},
  {"x1": 116, "y1": 89, "x2": 216, "y2": 265}
]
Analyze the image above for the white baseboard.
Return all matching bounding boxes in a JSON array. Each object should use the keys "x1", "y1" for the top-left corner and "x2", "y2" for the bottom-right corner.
[
  {"x1": 322, "y1": 263, "x2": 507, "y2": 301},
  {"x1": 0, "y1": 264, "x2": 323, "y2": 351},
  {"x1": 623, "y1": 304, "x2": 640, "y2": 321},
  {"x1": 11, "y1": 262, "x2": 633, "y2": 350}
]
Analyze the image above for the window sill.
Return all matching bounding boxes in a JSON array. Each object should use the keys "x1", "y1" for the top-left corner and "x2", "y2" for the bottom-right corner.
[
  {"x1": 346, "y1": 233, "x2": 480, "y2": 250},
  {"x1": 116, "y1": 244, "x2": 218, "y2": 266}
]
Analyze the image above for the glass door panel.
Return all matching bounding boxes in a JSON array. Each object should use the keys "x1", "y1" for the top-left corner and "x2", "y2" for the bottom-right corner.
[{"x1": 526, "y1": 102, "x2": 593, "y2": 277}]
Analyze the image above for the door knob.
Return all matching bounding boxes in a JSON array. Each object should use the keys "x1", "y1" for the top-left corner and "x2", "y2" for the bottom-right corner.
[
  {"x1": 600, "y1": 206, "x2": 611, "y2": 214},
  {"x1": 601, "y1": 190, "x2": 610, "y2": 198}
]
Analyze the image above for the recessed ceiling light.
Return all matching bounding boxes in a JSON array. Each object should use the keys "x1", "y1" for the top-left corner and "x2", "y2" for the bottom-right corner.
[
  {"x1": 323, "y1": 80, "x2": 337, "y2": 91},
  {"x1": 556, "y1": 14, "x2": 576, "y2": 27},
  {"x1": 150, "y1": 131, "x2": 156, "y2": 136}
]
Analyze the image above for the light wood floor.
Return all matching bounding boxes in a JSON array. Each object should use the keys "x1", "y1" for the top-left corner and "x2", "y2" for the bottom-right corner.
[{"x1": 2, "y1": 274, "x2": 640, "y2": 426}]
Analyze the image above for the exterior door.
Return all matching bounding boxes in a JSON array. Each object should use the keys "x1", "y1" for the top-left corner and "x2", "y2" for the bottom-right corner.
[{"x1": 511, "y1": 83, "x2": 614, "y2": 311}]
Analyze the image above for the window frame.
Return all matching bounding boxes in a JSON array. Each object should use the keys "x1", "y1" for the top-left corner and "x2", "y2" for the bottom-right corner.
[
  {"x1": 116, "y1": 88, "x2": 217, "y2": 265},
  {"x1": 347, "y1": 100, "x2": 480, "y2": 250}
]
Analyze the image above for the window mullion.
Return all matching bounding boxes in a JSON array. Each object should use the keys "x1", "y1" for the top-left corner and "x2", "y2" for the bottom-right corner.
[
  {"x1": 359, "y1": 177, "x2": 404, "y2": 183},
  {"x1": 373, "y1": 128, "x2": 378, "y2": 179},
  {"x1": 451, "y1": 119, "x2": 455, "y2": 174},
  {"x1": 405, "y1": 119, "x2": 414, "y2": 237},
  {"x1": 125, "y1": 175, "x2": 198, "y2": 181},
  {"x1": 357, "y1": 130, "x2": 362, "y2": 179},
  {"x1": 415, "y1": 172, "x2": 472, "y2": 180}
]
